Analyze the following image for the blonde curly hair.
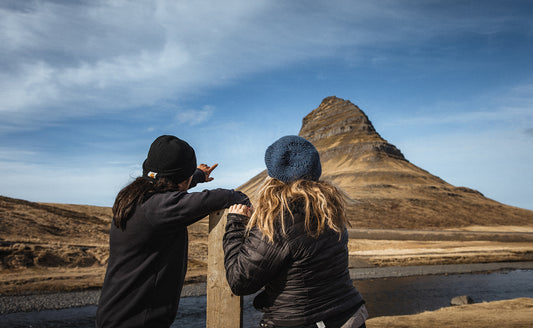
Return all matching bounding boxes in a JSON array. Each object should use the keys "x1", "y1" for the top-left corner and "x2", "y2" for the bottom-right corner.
[{"x1": 246, "y1": 177, "x2": 349, "y2": 242}]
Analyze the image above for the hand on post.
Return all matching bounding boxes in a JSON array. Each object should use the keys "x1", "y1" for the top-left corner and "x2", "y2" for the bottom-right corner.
[{"x1": 228, "y1": 204, "x2": 253, "y2": 218}]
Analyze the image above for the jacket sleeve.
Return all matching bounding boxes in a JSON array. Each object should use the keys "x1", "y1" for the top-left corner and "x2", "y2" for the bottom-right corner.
[
  {"x1": 188, "y1": 168, "x2": 206, "y2": 189},
  {"x1": 147, "y1": 189, "x2": 250, "y2": 229},
  {"x1": 223, "y1": 213, "x2": 290, "y2": 296}
]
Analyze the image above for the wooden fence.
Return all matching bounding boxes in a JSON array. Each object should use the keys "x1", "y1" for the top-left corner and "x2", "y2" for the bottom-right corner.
[{"x1": 206, "y1": 210, "x2": 243, "y2": 328}]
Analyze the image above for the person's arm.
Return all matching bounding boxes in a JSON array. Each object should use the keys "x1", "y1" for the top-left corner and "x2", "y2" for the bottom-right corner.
[
  {"x1": 223, "y1": 205, "x2": 290, "y2": 296},
  {"x1": 188, "y1": 169, "x2": 206, "y2": 189},
  {"x1": 189, "y1": 163, "x2": 218, "y2": 189},
  {"x1": 148, "y1": 188, "x2": 250, "y2": 229}
]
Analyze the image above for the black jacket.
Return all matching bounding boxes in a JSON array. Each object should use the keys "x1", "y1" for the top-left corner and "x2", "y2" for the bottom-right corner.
[
  {"x1": 223, "y1": 207, "x2": 364, "y2": 327},
  {"x1": 96, "y1": 169, "x2": 249, "y2": 327}
]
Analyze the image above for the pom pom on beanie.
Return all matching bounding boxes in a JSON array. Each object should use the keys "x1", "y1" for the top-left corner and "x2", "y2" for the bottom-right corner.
[
  {"x1": 142, "y1": 135, "x2": 197, "y2": 182},
  {"x1": 264, "y1": 135, "x2": 321, "y2": 183}
]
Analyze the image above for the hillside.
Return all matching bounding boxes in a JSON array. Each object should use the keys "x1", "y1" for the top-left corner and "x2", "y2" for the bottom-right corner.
[
  {"x1": 0, "y1": 195, "x2": 111, "y2": 271},
  {"x1": 239, "y1": 96, "x2": 533, "y2": 229},
  {"x1": 0, "y1": 195, "x2": 208, "y2": 294}
]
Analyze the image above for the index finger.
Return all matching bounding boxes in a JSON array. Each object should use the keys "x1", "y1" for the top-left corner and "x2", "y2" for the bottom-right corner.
[{"x1": 207, "y1": 163, "x2": 218, "y2": 173}]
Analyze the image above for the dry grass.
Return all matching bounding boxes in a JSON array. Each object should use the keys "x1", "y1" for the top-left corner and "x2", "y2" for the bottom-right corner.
[
  {"x1": 367, "y1": 298, "x2": 533, "y2": 328},
  {"x1": 2, "y1": 194, "x2": 532, "y2": 296},
  {"x1": 0, "y1": 195, "x2": 212, "y2": 295}
]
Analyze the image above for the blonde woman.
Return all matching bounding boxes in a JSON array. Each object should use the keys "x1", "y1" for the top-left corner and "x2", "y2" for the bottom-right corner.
[{"x1": 224, "y1": 135, "x2": 367, "y2": 328}]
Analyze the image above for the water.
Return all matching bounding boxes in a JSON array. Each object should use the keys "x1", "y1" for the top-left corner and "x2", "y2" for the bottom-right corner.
[
  {"x1": 2, "y1": 270, "x2": 532, "y2": 328},
  {"x1": 357, "y1": 269, "x2": 533, "y2": 317}
]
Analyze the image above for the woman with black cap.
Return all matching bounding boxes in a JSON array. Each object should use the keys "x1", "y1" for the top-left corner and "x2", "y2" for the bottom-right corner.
[
  {"x1": 223, "y1": 135, "x2": 367, "y2": 328},
  {"x1": 96, "y1": 135, "x2": 249, "y2": 328}
]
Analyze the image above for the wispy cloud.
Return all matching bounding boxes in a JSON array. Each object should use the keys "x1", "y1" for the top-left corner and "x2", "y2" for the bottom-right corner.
[
  {"x1": 176, "y1": 106, "x2": 214, "y2": 126},
  {"x1": 0, "y1": 145, "x2": 142, "y2": 205},
  {"x1": 2, "y1": 1, "x2": 530, "y2": 133},
  {"x1": 383, "y1": 82, "x2": 533, "y2": 129},
  {"x1": 0, "y1": 157, "x2": 127, "y2": 205},
  {"x1": 0, "y1": 148, "x2": 40, "y2": 162}
]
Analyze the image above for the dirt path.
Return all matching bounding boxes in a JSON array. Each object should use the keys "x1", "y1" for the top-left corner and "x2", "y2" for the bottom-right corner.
[{"x1": 348, "y1": 228, "x2": 533, "y2": 242}]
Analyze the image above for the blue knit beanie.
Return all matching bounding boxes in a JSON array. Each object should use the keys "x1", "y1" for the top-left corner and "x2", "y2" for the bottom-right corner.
[{"x1": 264, "y1": 135, "x2": 322, "y2": 183}]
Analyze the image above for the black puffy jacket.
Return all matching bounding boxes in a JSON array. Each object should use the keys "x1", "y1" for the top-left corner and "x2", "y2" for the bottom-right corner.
[{"x1": 223, "y1": 207, "x2": 364, "y2": 327}]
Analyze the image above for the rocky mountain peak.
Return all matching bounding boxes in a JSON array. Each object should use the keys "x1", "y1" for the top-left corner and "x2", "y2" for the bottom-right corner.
[
  {"x1": 299, "y1": 96, "x2": 405, "y2": 162},
  {"x1": 300, "y1": 96, "x2": 378, "y2": 143},
  {"x1": 238, "y1": 96, "x2": 533, "y2": 229}
]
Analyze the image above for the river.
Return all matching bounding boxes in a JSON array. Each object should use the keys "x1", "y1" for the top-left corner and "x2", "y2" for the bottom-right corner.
[{"x1": 1, "y1": 269, "x2": 532, "y2": 328}]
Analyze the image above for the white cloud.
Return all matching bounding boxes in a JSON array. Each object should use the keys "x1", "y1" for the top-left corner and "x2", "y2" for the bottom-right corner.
[
  {"x1": 0, "y1": 143, "x2": 142, "y2": 206},
  {"x1": 382, "y1": 82, "x2": 533, "y2": 129},
  {"x1": 0, "y1": 159, "x2": 127, "y2": 206},
  {"x1": 0, "y1": 148, "x2": 40, "y2": 162},
  {"x1": 4, "y1": 1, "x2": 526, "y2": 132},
  {"x1": 176, "y1": 106, "x2": 214, "y2": 126}
]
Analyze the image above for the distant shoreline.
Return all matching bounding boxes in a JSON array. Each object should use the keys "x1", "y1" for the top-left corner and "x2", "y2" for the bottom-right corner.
[
  {"x1": 2, "y1": 262, "x2": 532, "y2": 314},
  {"x1": 349, "y1": 261, "x2": 533, "y2": 280},
  {"x1": 347, "y1": 228, "x2": 533, "y2": 242}
]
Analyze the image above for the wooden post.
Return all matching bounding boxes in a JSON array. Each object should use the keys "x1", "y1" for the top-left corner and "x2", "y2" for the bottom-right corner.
[{"x1": 207, "y1": 210, "x2": 243, "y2": 328}]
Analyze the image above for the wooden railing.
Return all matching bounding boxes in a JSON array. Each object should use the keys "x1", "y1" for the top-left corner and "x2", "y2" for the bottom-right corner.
[{"x1": 206, "y1": 210, "x2": 243, "y2": 328}]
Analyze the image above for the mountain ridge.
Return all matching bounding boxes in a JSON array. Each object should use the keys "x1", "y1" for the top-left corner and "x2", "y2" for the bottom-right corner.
[{"x1": 238, "y1": 96, "x2": 533, "y2": 229}]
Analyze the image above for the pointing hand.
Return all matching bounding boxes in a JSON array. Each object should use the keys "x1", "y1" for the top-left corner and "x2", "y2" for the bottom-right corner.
[{"x1": 198, "y1": 163, "x2": 218, "y2": 182}]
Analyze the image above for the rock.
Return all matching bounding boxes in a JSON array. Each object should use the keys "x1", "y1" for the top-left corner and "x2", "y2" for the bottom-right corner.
[{"x1": 451, "y1": 295, "x2": 475, "y2": 306}]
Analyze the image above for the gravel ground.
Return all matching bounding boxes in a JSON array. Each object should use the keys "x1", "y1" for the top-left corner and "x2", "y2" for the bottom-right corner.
[
  {"x1": 0, "y1": 290, "x2": 101, "y2": 314},
  {"x1": 348, "y1": 228, "x2": 533, "y2": 242},
  {"x1": 0, "y1": 283, "x2": 208, "y2": 314},
  {"x1": 2, "y1": 263, "x2": 532, "y2": 314}
]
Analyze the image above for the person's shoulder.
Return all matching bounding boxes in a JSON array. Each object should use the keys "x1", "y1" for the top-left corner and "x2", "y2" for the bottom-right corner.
[{"x1": 142, "y1": 190, "x2": 188, "y2": 206}]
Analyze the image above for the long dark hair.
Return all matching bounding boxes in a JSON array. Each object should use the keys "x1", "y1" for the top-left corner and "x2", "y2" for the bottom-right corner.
[{"x1": 112, "y1": 177, "x2": 182, "y2": 230}]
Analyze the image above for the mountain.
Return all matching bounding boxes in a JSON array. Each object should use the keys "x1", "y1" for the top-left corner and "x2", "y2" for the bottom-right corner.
[{"x1": 239, "y1": 96, "x2": 533, "y2": 229}]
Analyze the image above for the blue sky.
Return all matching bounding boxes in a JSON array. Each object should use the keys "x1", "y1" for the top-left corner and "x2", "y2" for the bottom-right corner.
[{"x1": 1, "y1": 0, "x2": 533, "y2": 210}]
